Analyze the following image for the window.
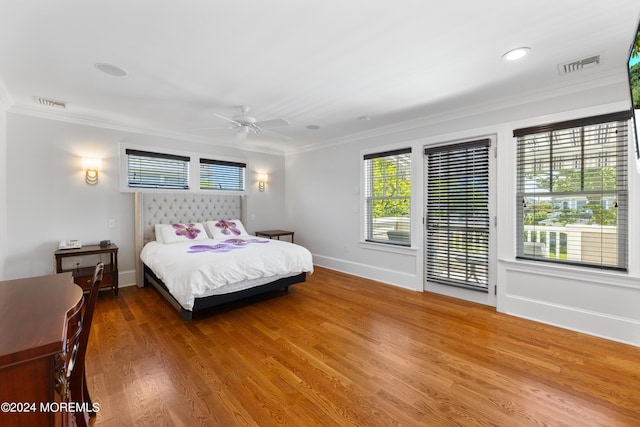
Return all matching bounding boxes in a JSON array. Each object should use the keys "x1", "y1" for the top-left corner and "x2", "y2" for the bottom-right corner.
[
  {"x1": 126, "y1": 149, "x2": 189, "y2": 189},
  {"x1": 364, "y1": 148, "x2": 411, "y2": 246},
  {"x1": 515, "y1": 111, "x2": 631, "y2": 270},
  {"x1": 200, "y1": 159, "x2": 246, "y2": 191},
  {"x1": 425, "y1": 139, "x2": 490, "y2": 291}
]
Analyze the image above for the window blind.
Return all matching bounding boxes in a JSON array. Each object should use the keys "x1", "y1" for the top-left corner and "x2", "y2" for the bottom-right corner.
[
  {"x1": 514, "y1": 111, "x2": 630, "y2": 270},
  {"x1": 126, "y1": 149, "x2": 190, "y2": 189},
  {"x1": 200, "y1": 159, "x2": 246, "y2": 191},
  {"x1": 364, "y1": 148, "x2": 412, "y2": 246},
  {"x1": 425, "y1": 140, "x2": 490, "y2": 291}
]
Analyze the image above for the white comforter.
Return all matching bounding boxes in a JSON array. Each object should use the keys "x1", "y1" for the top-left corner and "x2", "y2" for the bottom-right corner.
[{"x1": 140, "y1": 237, "x2": 314, "y2": 310}]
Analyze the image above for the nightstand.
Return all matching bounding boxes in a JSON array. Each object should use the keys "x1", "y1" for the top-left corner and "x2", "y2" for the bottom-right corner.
[
  {"x1": 254, "y1": 230, "x2": 295, "y2": 243},
  {"x1": 54, "y1": 243, "x2": 119, "y2": 295}
]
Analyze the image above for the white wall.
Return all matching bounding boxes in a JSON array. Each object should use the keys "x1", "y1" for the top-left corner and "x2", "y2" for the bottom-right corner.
[
  {"x1": 0, "y1": 105, "x2": 6, "y2": 280},
  {"x1": 3, "y1": 113, "x2": 287, "y2": 283},
  {"x1": 286, "y1": 135, "x2": 420, "y2": 289},
  {"x1": 285, "y1": 78, "x2": 640, "y2": 346}
]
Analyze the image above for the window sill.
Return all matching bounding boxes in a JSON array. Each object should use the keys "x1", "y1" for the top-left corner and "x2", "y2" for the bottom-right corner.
[
  {"x1": 499, "y1": 257, "x2": 640, "y2": 290},
  {"x1": 359, "y1": 241, "x2": 418, "y2": 255},
  {"x1": 120, "y1": 187, "x2": 246, "y2": 195}
]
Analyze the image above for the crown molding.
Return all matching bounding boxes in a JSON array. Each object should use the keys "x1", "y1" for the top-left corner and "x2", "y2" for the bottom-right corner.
[
  {"x1": 284, "y1": 68, "x2": 628, "y2": 155},
  {"x1": 7, "y1": 104, "x2": 286, "y2": 156},
  {"x1": 3, "y1": 67, "x2": 629, "y2": 158}
]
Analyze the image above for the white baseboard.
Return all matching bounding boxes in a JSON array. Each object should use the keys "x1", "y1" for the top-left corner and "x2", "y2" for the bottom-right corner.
[
  {"x1": 499, "y1": 259, "x2": 640, "y2": 347},
  {"x1": 503, "y1": 294, "x2": 640, "y2": 347},
  {"x1": 118, "y1": 269, "x2": 137, "y2": 288},
  {"x1": 312, "y1": 254, "x2": 418, "y2": 291}
]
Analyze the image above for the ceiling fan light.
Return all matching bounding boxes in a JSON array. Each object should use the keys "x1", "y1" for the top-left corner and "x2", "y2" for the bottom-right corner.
[
  {"x1": 235, "y1": 115, "x2": 256, "y2": 124},
  {"x1": 502, "y1": 47, "x2": 531, "y2": 61}
]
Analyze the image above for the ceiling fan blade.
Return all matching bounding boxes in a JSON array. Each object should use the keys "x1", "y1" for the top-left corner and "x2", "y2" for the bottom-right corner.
[
  {"x1": 213, "y1": 113, "x2": 241, "y2": 126},
  {"x1": 254, "y1": 118, "x2": 289, "y2": 129},
  {"x1": 190, "y1": 126, "x2": 233, "y2": 131}
]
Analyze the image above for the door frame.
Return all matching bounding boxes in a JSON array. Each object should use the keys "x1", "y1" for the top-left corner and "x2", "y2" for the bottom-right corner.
[{"x1": 422, "y1": 135, "x2": 497, "y2": 307}]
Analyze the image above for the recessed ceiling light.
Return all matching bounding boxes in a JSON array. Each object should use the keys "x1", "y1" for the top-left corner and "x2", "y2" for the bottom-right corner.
[
  {"x1": 94, "y1": 63, "x2": 127, "y2": 77},
  {"x1": 502, "y1": 47, "x2": 531, "y2": 61},
  {"x1": 306, "y1": 125, "x2": 321, "y2": 130},
  {"x1": 358, "y1": 115, "x2": 372, "y2": 121}
]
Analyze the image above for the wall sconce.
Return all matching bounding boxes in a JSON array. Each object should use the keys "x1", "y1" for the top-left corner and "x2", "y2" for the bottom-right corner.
[
  {"x1": 257, "y1": 173, "x2": 268, "y2": 192},
  {"x1": 82, "y1": 157, "x2": 102, "y2": 185}
]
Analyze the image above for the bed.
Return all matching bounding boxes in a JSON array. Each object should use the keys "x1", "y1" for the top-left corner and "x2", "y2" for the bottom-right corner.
[{"x1": 134, "y1": 193, "x2": 313, "y2": 320}]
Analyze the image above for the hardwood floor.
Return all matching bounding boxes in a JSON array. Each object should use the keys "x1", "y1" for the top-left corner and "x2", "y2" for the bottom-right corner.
[{"x1": 86, "y1": 267, "x2": 640, "y2": 426}]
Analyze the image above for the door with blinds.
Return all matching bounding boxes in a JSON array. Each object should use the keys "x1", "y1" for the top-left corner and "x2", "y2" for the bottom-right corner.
[{"x1": 424, "y1": 138, "x2": 496, "y2": 306}]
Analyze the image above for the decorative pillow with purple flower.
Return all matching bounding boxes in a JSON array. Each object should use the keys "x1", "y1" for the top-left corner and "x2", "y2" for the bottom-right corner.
[
  {"x1": 205, "y1": 219, "x2": 249, "y2": 239},
  {"x1": 155, "y1": 223, "x2": 208, "y2": 244}
]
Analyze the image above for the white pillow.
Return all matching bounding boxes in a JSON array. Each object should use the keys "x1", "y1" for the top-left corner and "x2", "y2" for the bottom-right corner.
[
  {"x1": 155, "y1": 223, "x2": 208, "y2": 244},
  {"x1": 206, "y1": 219, "x2": 249, "y2": 239}
]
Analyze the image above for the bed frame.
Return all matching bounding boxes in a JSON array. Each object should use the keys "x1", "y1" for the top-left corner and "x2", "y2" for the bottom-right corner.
[{"x1": 134, "y1": 192, "x2": 306, "y2": 320}]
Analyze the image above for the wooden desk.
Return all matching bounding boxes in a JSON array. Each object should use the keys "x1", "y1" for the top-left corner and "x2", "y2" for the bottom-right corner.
[
  {"x1": 0, "y1": 272, "x2": 83, "y2": 427},
  {"x1": 255, "y1": 229, "x2": 295, "y2": 243}
]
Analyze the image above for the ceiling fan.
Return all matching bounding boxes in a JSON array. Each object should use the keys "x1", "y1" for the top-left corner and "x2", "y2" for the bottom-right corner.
[{"x1": 212, "y1": 105, "x2": 289, "y2": 143}]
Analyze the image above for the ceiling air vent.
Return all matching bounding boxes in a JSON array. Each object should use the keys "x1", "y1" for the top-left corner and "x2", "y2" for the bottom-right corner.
[
  {"x1": 34, "y1": 96, "x2": 67, "y2": 109},
  {"x1": 558, "y1": 55, "x2": 600, "y2": 75}
]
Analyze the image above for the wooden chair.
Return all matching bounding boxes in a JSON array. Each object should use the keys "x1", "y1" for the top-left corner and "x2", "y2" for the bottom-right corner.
[
  {"x1": 69, "y1": 262, "x2": 103, "y2": 427},
  {"x1": 62, "y1": 289, "x2": 84, "y2": 405}
]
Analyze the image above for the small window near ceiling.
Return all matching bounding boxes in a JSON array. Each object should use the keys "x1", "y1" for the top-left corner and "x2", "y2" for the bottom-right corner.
[
  {"x1": 200, "y1": 159, "x2": 246, "y2": 191},
  {"x1": 514, "y1": 111, "x2": 630, "y2": 270},
  {"x1": 364, "y1": 148, "x2": 412, "y2": 246},
  {"x1": 126, "y1": 149, "x2": 190, "y2": 189}
]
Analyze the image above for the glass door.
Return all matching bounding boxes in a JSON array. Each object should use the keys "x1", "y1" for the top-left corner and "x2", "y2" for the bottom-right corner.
[{"x1": 424, "y1": 137, "x2": 496, "y2": 306}]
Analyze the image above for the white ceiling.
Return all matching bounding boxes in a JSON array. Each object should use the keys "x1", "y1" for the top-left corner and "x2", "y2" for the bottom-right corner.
[{"x1": 1, "y1": 0, "x2": 639, "y2": 153}]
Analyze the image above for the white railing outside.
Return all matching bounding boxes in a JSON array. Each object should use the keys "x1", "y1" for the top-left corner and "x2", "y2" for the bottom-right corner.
[
  {"x1": 523, "y1": 224, "x2": 618, "y2": 264},
  {"x1": 371, "y1": 217, "x2": 410, "y2": 242}
]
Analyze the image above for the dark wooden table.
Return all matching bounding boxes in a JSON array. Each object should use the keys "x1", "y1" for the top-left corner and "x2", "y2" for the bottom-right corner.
[
  {"x1": 255, "y1": 229, "x2": 295, "y2": 243},
  {"x1": 54, "y1": 243, "x2": 118, "y2": 295}
]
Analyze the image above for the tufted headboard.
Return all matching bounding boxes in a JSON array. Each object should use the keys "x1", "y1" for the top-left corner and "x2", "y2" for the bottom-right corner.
[{"x1": 134, "y1": 192, "x2": 247, "y2": 287}]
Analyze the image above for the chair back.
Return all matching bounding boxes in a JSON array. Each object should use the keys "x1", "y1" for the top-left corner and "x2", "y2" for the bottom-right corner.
[
  {"x1": 64, "y1": 295, "x2": 84, "y2": 379},
  {"x1": 69, "y1": 262, "x2": 103, "y2": 427},
  {"x1": 73, "y1": 262, "x2": 103, "y2": 374},
  {"x1": 83, "y1": 262, "x2": 103, "y2": 343}
]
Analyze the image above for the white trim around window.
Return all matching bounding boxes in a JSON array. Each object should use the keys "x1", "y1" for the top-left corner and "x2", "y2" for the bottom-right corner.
[
  {"x1": 360, "y1": 144, "x2": 417, "y2": 250},
  {"x1": 514, "y1": 110, "x2": 631, "y2": 271}
]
